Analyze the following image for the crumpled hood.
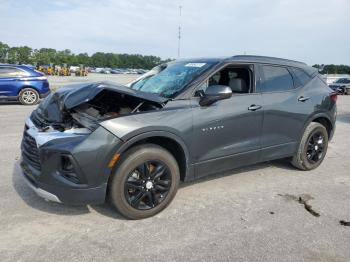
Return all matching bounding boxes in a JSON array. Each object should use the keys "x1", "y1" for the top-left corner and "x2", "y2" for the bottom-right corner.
[{"x1": 35, "y1": 81, "x2": 167, "y2": 123}]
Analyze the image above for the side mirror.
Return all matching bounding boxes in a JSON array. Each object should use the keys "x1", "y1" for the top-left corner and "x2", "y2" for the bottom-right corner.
[{"x1": 199, "y1": 85, "x2": 232, "y2": 106}]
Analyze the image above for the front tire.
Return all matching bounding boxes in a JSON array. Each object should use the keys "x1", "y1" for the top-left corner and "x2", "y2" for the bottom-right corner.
[
  {"x1": 291, "y1": 122, "x2": 328, "y2": 170},
  {"x1": 18, "y1": 88, "x2": 39, "y2": 105},
  {"x1": 109, "y1": 144, "x2": 180, "y2": 219}
]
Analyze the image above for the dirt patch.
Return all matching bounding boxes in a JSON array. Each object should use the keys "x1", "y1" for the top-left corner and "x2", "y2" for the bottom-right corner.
[
  {"x1": 278, "y1": 193, "x2": 320, "y2": 217},
  {"x1": 339, "y1": 220, "x2": 350, "y2": 226}
]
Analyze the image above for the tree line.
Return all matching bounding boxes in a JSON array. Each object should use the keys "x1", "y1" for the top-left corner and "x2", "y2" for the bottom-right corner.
[
  {"x1": 1, "y1": 41, "x2": 349, "y2": 73},
  {"x1": 0, "y1": 41, "x2": 170, "y2": 69},
  {"x1": 313, "y1": 64, "x2": 350, "y2": 75}
]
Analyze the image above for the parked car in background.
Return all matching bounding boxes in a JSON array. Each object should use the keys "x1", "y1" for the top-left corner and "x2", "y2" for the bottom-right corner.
[
  {"x1": 69, "y1": 66, "x2": 80, "y2": 73},
  {"x1": 100, "y1": 68, "x2": 111, "y2": 74},
  {"x1": 110, "y1": 69, "x2": 122, "y2": 74},
  {"x1": 328, "y1": 78, "x2": 350, "y2": 95},
  {"x1": 0, "y1": 64, "x2": 50, "y2": 105},
  {"x1": 20, "y1": 56, "x2": 336, "y2": 219}
]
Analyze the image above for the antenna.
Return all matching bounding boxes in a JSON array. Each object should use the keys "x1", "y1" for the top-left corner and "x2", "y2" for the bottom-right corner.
[{"x1": 177, "y1": 5, "x2": 182, "y2": 58}]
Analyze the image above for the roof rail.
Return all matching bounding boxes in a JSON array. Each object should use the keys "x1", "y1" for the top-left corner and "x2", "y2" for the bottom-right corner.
[{"x1": 231, "y1": 55, "x2": 307, "y2": 66}]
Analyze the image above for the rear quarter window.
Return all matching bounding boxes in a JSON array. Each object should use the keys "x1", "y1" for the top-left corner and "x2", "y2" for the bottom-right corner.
[
  {"x1": 290, "y1": 67, "x2": 312, "y2": 87},
  {"x1": 260, "y1": 65, "x2": 294, "y2": 92}
]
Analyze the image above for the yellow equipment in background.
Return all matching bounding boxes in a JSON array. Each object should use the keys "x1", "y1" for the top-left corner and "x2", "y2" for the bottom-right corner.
[
  {"x1": 37, "y1": 64, "x2": 55, "y2": 75},
  {"x1": 36, "y1": 65, "x2": 45, "y2": 74},
  {"x1": 58, "y1": 64, "x2": 71, "y2": 76},
  {"x1": 75, "y1": 65, "x2": 88, "y2": 77}
]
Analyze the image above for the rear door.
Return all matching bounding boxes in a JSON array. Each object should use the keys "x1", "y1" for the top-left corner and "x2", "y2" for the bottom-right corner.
[{"x1": 257, "y1": 64, "x2": 307, "y2": 160}]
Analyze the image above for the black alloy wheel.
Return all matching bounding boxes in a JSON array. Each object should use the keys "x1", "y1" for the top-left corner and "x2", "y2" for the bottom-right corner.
[
  {"x1": 305, "y1": 131, "x2": 325, "y2": 164},
  {"x1": 124, "y1": 161, "x2": 171, "y2": 210},
  {"x1": 291, "y1": 122, "x2": 328, "y2": 170},
  {"x1": 109, "y1": 144, "x2": 180, "y2": 219}
]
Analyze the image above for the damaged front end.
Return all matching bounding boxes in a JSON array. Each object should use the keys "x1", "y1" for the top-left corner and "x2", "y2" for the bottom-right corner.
[
  {"x1": 30, "y1": 81, "x2": 166, "y2": 133},
  {"x1": 20, "y1": 82, "x2": 166, "y2": 204}
]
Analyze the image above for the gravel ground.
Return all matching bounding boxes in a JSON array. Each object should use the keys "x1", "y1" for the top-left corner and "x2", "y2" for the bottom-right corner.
[{"x1": 0, "y1": 76, "x2": 349, "y2": 262}]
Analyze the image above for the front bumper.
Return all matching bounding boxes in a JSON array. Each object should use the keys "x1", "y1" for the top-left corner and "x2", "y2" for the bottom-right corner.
[
  {"x1": 20, "y1": 116, "x2": 122, "y2": 205},
  {"x1": 20, "y1": 162, "x2": 107, "y2": 204},
  {"x1": 20, "y1": 165, "x2": 61, "y2": 203}
]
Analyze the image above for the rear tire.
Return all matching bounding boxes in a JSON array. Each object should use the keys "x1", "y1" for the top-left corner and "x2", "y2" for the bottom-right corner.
[
  {"x1": 18, "y1": 88, "x2": 39, "y2": 105},
  {"x1": 291, "y1": 122, "x2": 328, "y2": 170},
  {"x1": 109, "y1": 144, "x2": 180, "y2": 219}
]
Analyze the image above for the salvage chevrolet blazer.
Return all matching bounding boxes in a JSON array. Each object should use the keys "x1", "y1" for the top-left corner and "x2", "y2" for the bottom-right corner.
[{"x1": 20, "y1": 56, "x2": 337, "y2": 219}]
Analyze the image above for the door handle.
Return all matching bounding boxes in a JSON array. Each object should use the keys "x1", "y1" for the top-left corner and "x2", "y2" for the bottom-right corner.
[
  {"x1": 298, "y1": 96, "x2": 310, "y2": 102},
  {"x1": 248, "y1": 104, "x2": 262, "y2": 111}
]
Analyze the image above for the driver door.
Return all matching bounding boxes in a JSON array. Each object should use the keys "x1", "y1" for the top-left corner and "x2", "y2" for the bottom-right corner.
[{"x1": 190, "y1": 64, "x2": 263, "y2": 178}]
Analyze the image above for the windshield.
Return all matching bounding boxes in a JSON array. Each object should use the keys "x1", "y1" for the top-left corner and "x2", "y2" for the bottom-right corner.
[{"x1": 130, "y1": 61, "x2": 216, "y2": 98}]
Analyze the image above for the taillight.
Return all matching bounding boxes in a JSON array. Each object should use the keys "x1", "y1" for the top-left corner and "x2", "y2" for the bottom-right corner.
[{"x1": 330, "y1": 92, "x2": 337, "y2": 102}]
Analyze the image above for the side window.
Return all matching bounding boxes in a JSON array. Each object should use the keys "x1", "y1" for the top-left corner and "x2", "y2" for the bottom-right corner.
[
  {"x1": 290, "y1": 67, "x2": 311, "y2": 87},
  {"x1": 0, "y1": 67, "x2": 29, "y2": 78},
  {"x1": 197, "y1": 66, "x2": 252, "y2": 94},
  {"x1": 261, "y1": 66, "x2": 294, "y2": 92}
]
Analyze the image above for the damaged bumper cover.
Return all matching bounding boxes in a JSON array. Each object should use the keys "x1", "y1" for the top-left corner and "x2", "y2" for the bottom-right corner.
[{"x1": 20, "y1": 117, "x2": 122, "y2": 205}]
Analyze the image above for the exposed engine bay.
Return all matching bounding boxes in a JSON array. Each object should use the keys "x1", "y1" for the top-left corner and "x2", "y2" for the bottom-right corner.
[
  {"x1": 30, "y1": 82, "x2": 165, "y2": 132},
  {"x1": 74, "y1": 90, "x2": 161, "y2": 120}
]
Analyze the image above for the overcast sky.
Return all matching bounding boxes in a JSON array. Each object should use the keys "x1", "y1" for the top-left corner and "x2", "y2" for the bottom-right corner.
[{"x1": 0, "y1": 0, "x2": 349, "y2": 65}]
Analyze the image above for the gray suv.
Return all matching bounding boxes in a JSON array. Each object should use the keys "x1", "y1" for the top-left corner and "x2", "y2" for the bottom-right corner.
[{"x1": 20, "y1": 56, "x2": 337, "y2": 219}]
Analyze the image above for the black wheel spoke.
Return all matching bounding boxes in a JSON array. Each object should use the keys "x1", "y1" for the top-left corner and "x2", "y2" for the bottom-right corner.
[
  {"x1": 151, "y1": 164, "x2": 166, "y2": 180},
  {"x1": 126, "y1": 181, "x2": 143, "y2": 190},
  {"x1": 156, "y1": 179, "x2": 171, "y2": 188},
  {"x1": 155, "y1": 184, "x2": 169, "y2": 192},
  {"x1": 146, "y1": 190, "x2": 159, "y2": 207},
  {"x1": 137, "y1": 162, "x2": 150, "y2": 178},
  {"x1": 131, "y1": 191, "x2": 146, "y2": 208},
  {"x1": 151, "y1": 190, "x2": 159, "y2": 206}
]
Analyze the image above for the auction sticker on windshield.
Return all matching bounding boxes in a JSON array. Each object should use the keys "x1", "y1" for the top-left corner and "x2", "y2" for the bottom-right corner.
[{"x1": 185, "y1": 63, "x2": 206, "y2": 67}]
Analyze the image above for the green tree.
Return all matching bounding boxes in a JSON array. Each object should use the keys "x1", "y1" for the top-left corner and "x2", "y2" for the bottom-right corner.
[
  {"x1": 0, "y1": 41, "x2": 167, "y2": 69},
  {"x1": 0, "y1": 41, "x2": 10, "y2": 63}
]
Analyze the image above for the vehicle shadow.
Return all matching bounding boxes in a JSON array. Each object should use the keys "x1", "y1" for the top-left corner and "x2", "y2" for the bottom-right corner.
[
  {"x1": 0, "y1": 101, "x2": 22, "y2": 105},
  {"x1": 90, "y1": 202, "x2": 127, "y2": 220}
]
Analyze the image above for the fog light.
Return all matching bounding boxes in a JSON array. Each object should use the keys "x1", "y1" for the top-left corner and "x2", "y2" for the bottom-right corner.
[{"x1": 61, "y1": 155, "x2": 74, "y2": 172}]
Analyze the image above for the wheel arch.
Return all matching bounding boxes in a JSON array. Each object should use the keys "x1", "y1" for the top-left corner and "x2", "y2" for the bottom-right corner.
[
  {"x1": 17, "y1": 85, "x2": 40, "y2": 96},
  {"x1": 312, "y1": 116, "x2": 333, "y2": 138},
  {"x1": 303, "y1": 113, "x2": 334, "y2": 140},
  {"x1": 113, "y1": 131, "x2": 192, "y2": 182}
]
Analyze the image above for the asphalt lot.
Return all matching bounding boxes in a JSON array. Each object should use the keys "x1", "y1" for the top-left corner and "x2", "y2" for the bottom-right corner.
[
  {"x1": 46, "y1": 73, "x2": 138, "y2": 90},
  {"x1": 0, "y1": 75, "x2": 349, "y2": 262}
]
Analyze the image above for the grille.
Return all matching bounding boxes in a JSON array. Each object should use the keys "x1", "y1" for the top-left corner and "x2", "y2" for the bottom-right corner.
[
  {"x1": 21, "y1": 131, "x2": 41, "y2": 170},
  {"x1": 30, "y1": 112, "x2": 47, "y2": 129}
]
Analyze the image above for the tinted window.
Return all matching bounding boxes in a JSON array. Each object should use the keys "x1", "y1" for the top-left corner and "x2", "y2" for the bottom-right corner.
[
  {"x1": 261, "y1": 66, "x2": 294, "y2": 92},
  {"x1": 0, "y1": 67, "x2": 29, "y2": 78},
  {"x1": 290, "y1": 68, "x2": 311, "y2": 87}
]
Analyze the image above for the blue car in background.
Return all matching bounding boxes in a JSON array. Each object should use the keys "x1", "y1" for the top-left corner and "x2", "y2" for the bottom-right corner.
[{"x1": 0, "y1": 64, "x2": 50, "y2": 105}]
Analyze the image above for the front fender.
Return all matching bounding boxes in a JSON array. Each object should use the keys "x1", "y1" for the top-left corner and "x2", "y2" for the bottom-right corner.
[
  {"x1": 107, "y1": 129, "x2": 194, "y2": 182},
  {"x1": 114, "y1": 130, "x2": 190, "y2": 162}
]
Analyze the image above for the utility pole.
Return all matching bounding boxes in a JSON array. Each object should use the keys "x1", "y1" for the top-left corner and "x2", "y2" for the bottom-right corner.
[{"x1": 177, "y1": 5, "x2": 182, "y2": 58}]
